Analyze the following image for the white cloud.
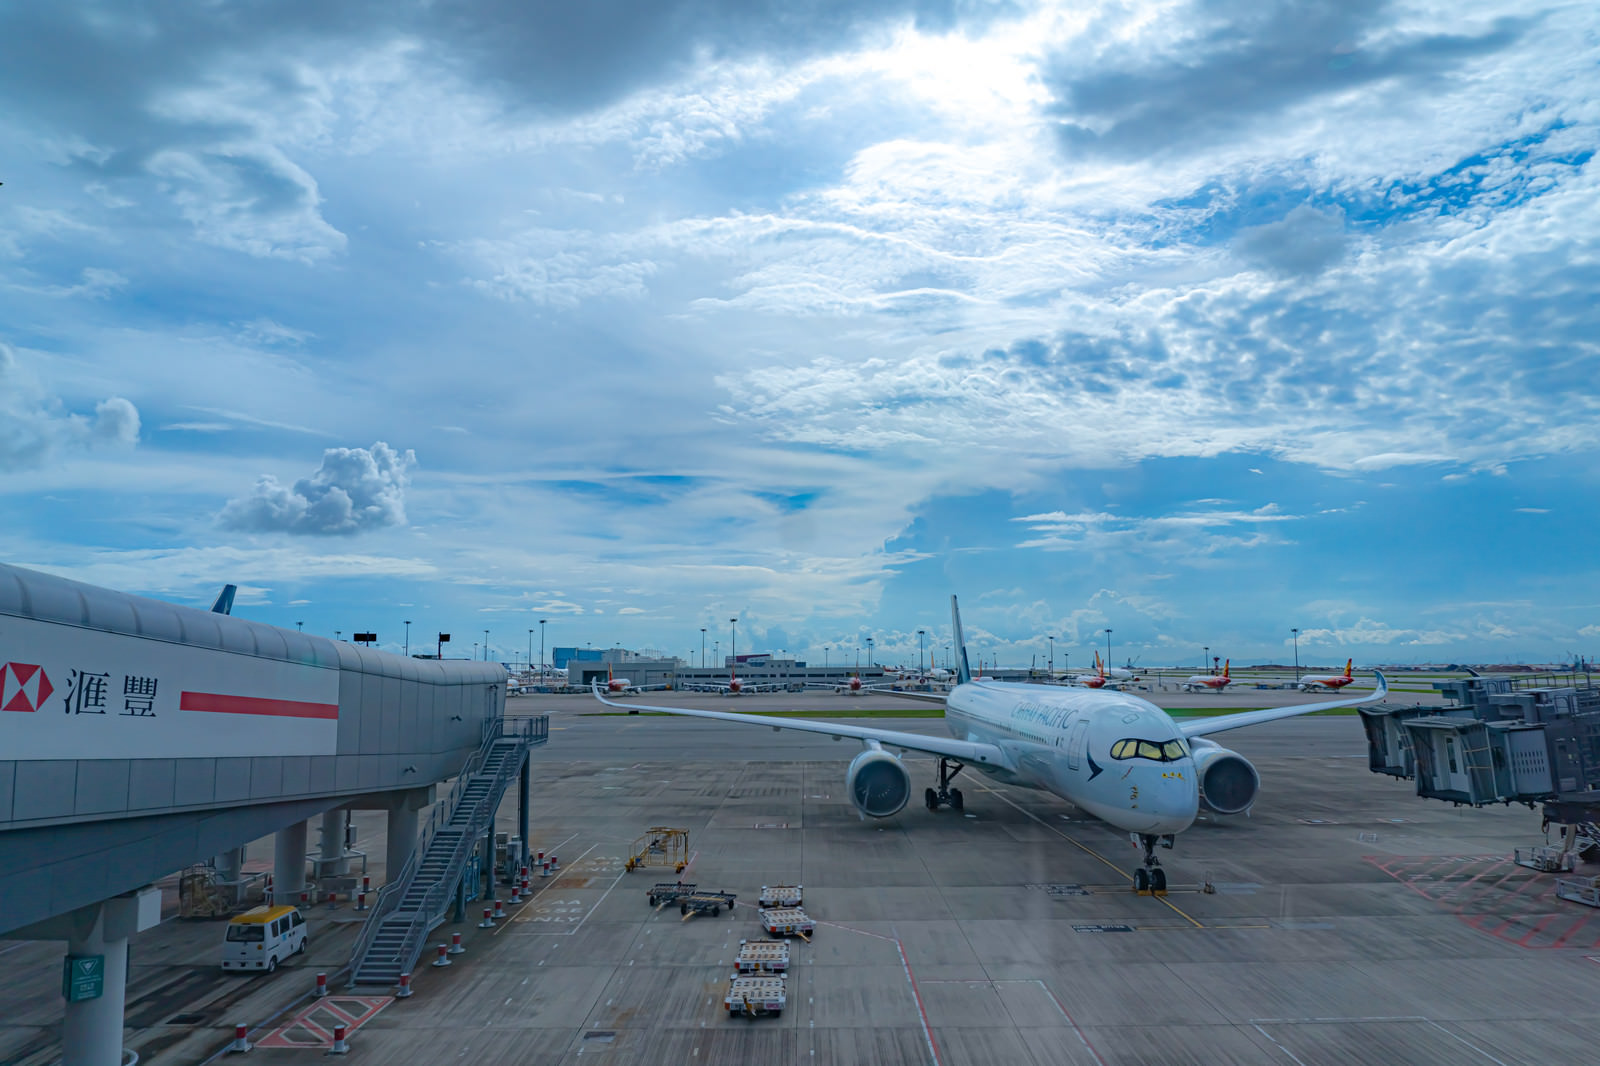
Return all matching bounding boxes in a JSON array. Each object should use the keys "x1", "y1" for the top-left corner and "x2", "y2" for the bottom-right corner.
[
  {"x1": 220, "y1": 442, "x2": 417, "y2": 536},
  {"x1": 0, "y1": 344, "x2": 141, "y2": 471}
]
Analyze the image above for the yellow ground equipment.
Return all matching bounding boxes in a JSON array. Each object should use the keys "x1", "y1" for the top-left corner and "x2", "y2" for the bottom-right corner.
[
  {"x1": 178, "y1": 865, "x2": 229, "y2": 918},
  {"x1": 624, "y1": 827, "x2": 689, "y2": 873}
]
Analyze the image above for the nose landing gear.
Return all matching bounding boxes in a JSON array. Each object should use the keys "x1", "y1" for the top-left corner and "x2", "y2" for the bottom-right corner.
[
  {"x1": 924, "y1": 758, "x2": 965, "y2": 811},
  {"x1": 1131, "y1": 833, "x2": 1174, "y2": 895}
]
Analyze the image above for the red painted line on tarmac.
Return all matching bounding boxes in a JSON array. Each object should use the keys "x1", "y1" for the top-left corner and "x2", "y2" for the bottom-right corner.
[
  {"x1": 181, "y1": 691, "x2": 339, "y2": 720},
  {"x1": 1515, "y1": 911, "x2": 1564, "y2": 947},
  {"x1": 1547, "y1": 914, "x2": 1599, "y2": 950},
  {"x1": 891, "y1": 934, "x2": 943, "y2": 1066}
]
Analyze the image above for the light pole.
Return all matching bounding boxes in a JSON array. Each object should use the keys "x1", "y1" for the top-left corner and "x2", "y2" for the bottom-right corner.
[
  {"x1": 483, "y1": 629, "x2": 490, "y2": 662},
  {"x1": 1103, "y1": 628, "x2": 1113, "y2": 672},
  {"x1": 296, "y1": 621, "x2": 303, "y2": 631},
  {"x1": 867, "y1": 636, "x2": 874, "y2": 667},
  {"x1": 404, "y1": 620, "x2": 411, "y2": 657},
  {"x1": 714, "y1": 639, "x2": 719, "y2": 665},
  {"x1": 700, "y1": 628, "x2": 706, "y2": 669},
  {"x1": 824, "y1": 646, "x2": 829, "y2": 670},
  {"x1": 1291, "y1": 628, "x2": 1300, "y2": 684},
  {"x1": 335, "y1": 630, "x2": 341, "y2": 642},
  {"x1": 729, "y1": 618, "x2": 738, "y2": 678},
  {"x1": 539, "y1": 619, "x2": 547, "y2": 676},
  {"x1": 918, "y1": 629, "x2": 926, "y2": 673},
  {"x1": 1048, "y1": 635, "x2": 1055, "y2": 675}
]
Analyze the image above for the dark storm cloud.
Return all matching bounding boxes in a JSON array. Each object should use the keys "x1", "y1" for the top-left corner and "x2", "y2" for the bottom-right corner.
[
  {"x1": 0, "y1": 1, "x2": 1007, "y2": 136},
  {"x1": 1043, "y1": 0, "x2": 1530, "y2": 157}
]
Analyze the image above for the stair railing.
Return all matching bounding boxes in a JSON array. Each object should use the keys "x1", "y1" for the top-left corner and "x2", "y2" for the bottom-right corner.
[{"x1": 347, "y1": 714, "x2": 548, "y2": 980}]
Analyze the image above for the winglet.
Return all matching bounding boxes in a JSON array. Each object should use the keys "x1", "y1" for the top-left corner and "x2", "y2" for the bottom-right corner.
[
  {"x1": 950, "y1": 595, "x2": 972, "y2": 685},
  {"x1": 210, "y1": 584, "x2": 236, "y2": 615}
]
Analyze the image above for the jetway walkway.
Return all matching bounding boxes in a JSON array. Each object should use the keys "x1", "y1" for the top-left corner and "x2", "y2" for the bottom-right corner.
[{"x1": 350, "y1": 714, "x2": 546, "y2": 986}]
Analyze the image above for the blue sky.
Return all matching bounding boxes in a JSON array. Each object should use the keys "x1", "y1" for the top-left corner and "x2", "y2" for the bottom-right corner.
[{"x1": 3, "y1": 0, "x2": 1598, "y2": 668}]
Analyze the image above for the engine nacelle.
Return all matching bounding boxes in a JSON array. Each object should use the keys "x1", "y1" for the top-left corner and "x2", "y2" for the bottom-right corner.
[
  {"x1": 1191, "y1": 741, "x2": 1260, "y2": 815},
  {"x1": 846, "y1": 748, "x2": 911, "y2": 818}
]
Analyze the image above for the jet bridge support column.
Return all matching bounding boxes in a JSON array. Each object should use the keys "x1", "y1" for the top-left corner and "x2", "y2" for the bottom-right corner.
[
  {"x1": 274, "y1": 820, "x2": 309, "y2": 904},
  {"x1": 319, "y1": 810, "x2": 348, "y2": 879},
  {"x1": 57, "y1": 887, "x2": 159, "y2": 1066},
  {"x1": 518, "y1": 755, "x2": 530, "y2": 864},
  {"x1": 386, "y1": 799, "x2": 419, "y2": 879}
]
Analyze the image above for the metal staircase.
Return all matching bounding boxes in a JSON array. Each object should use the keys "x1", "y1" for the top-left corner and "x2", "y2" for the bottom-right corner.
[{"x1": 349, "y1": 715, "x2": 547, "y2": 986}]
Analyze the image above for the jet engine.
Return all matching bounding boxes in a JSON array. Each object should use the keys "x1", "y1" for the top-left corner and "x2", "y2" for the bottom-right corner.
[
  {"x1": 846, "y1": 748, "x2": 911, "y2": 818},
  {"x1": 1190, "y1": 740, "x2": 1260, "y2": 815}
]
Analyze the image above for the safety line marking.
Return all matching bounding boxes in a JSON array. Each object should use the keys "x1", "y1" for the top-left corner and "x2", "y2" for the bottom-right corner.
[{"x1": 977, "y1": 783, "x2": 1205, "y2": 929}]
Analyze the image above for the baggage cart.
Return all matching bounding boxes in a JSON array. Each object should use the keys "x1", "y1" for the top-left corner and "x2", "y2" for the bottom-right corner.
[
  {"x1": 624, "y1": 827, "x2": 689, "y2": 873},
  {"x1": 758, "y1": 906, "x2": 814, "y2": 938},
  {"x1": 758, "y1": 884, "x2": 803, "y2": 908},
  {"x1": 735, "y1": 938, "x2": 789, "y2": 973},
  {"x1": 679, "y1": 891, "x2": 737, "y2": 918},
  {"x1": 647, "y1": 882, "x2": 697, "y2": 907},
  {"x1": 725, "y1": 975, "x2": 786, "y2": 1017}
]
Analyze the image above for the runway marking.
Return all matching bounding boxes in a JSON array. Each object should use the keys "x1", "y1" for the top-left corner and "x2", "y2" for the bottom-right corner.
[
  {"x1": 1249, "y1": 1016, "x2": 1510, "y2": 1066},
  {"x1": 787, "y1": 913, "x2": 940, "y2": 1066},
  {"x1": 1368, "y1": 855, "x2": 1600, "y2": 950},
  {"x1": 916, "y1": 979, "x2": 1104, "y2": 1065},
  {"x1": 977, "y1": 783, "x2": 1205, "y2": 929},
  {"x1": 254, "y1": 996, "x2": 391, "y2": 1049}
]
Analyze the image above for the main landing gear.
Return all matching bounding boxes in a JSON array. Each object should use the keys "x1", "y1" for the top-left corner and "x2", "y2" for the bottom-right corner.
[
  {"x1": 924, "y1": 759, "x2": 965, "y2": 811},
  {"x1": 1131, "y1": 833, "x2": 1175, "y2": 895}
]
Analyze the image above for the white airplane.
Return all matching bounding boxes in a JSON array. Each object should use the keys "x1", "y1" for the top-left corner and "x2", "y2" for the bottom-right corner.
[
  {"x1": 681, "y1": 670, "x2": 785, "y2": 696},
  {"x1": 596, "y1": 596, "x2": 1387, "y2": 893},
  {"x1": 1299, "y1": 658, "x2": 1356, "y2": 691},
  {"x1": 600, "y1": 664, "x2": 669, "y2": 697},
  {"x1": 1183, "y1": 659, "x2": 1234, "y2": 692},
  {"x1": 809, "y1": 671, "x2": 902, "y2": 696}
]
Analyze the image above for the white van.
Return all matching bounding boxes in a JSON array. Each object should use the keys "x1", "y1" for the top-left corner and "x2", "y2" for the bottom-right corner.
[{"x1": 221, "y1": 905, "x2": 307, "y2": 972}]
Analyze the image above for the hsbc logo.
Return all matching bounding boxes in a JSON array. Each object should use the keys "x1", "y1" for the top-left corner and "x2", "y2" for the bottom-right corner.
[{"x1": 1, "y1": 662, "x2": 54, "y2": 713}]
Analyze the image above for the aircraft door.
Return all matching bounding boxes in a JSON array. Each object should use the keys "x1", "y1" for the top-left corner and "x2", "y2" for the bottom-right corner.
[{"x1": 1065, "y1": 718, "x2": 1088, "y2": 771}]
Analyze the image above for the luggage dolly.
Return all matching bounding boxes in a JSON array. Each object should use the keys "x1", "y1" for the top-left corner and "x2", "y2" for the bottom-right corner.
[
  {"x1": 647, "y1": 882, "x2": 697, "y2": 908},
  {"x1": 679, "y1": 891, "x2": 737, "y2": 919},
  {"x1": 725, "y1": 974, "x2": 786, "y2": 1018},
  {"x1": 758, "y1": 884, "x2": 803, "y2": 908},
  {"x1": 758, "y1": 907, "x2": 814, "y2": 941},
  {"x1": 735, "y1": 938, "x2": 790, "y2": 974}
]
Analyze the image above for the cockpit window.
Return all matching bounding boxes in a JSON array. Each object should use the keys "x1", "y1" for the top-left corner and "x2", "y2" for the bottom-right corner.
[{"x1": 1112, "y1": 738, "x2": 1188, "y2": 762}]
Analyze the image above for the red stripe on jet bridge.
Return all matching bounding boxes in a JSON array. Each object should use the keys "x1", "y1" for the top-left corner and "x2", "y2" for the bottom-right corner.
[{"x1": 180, "y1": 691, "x2": 339, "y2": 720}]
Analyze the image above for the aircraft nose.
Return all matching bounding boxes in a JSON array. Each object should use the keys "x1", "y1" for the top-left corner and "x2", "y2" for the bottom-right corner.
[{"x1": 1140, "y1": 760, "x2": 1197, "y2": 834}]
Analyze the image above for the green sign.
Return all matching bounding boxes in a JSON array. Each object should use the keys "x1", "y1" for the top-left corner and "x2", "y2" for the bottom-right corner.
[{"x1": 62, "y1": 955, "x2": 104, "y2": 1002}]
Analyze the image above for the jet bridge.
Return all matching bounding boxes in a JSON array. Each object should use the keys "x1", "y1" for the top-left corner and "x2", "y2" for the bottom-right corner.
[
  {"x1": 1359, "y1": 675, "x2": 1600, "y2": 858},
  {"x1": 0, "y1": 561, "x2": 533, "y2": 1065}
]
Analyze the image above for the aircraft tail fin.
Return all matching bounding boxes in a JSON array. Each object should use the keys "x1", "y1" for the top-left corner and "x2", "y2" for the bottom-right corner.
[
  {"x1": 951, "y1": 595, "x2": 972, "y2": 685},
  {"x1": 1344, "y1": 657, "x2": 1352, "y2": 678},
  {"x1": 1223, "y1": 658, "x2": 1230, "y2": 678},
  {"x1": 210, "y1": 584, "x2": 236, "y2": 615}
]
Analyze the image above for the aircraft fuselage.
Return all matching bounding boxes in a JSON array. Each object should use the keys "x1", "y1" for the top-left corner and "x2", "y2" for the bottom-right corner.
[{"x1": 943, "y1": 681, "x2": 1199, "y2": 836}]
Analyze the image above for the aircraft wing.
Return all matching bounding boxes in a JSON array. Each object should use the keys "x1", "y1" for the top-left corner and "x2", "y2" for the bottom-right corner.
[
  {"x1": 1181, "y1": 671, "x2": 1388, "y2": 738},
  {"x1": 592, "y1": 683, "x2": 1012, "y2": 771}
]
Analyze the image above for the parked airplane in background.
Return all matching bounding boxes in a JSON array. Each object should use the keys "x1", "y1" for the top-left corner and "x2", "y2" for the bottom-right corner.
[
  {"x1": 681, "y1": 670, "x2": 785, "y2": 696},
  {"x1": 1183, "y1": 660, "x2": 1234, "y2": 692},
  {"x1": 1299, "y1": 659, "x2": 1356, "y2": 691},
  {"x1": 596, "y1": 597, "x2": 1386, "y2": 893},
  {"x1": 602, "y1": 664, "x2": 670, "y2": 696}
]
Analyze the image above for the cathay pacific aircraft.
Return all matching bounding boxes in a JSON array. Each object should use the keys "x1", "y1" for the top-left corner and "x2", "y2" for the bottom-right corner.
[{"x1": 594, "y1": 596, "x2": 1387, "y2": 894}]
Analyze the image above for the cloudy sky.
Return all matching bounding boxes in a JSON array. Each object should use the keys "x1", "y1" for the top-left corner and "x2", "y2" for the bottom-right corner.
[{"x1": 3, "y1": 0, "x2": 1597, "y2": 669}]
